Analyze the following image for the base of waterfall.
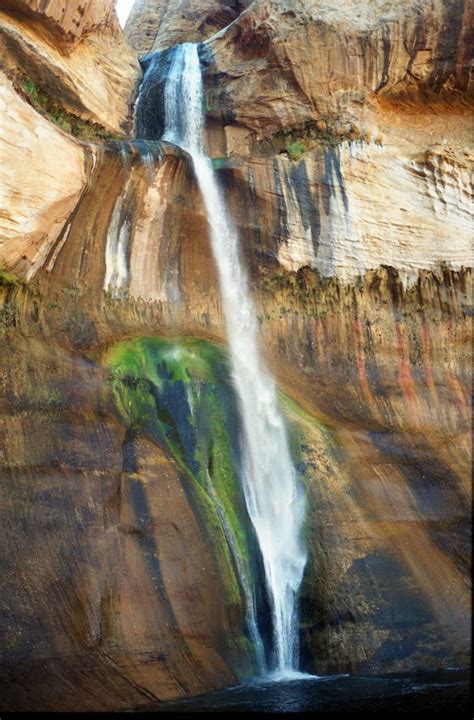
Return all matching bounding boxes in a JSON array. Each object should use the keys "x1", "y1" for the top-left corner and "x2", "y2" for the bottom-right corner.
[
  {"x1": 129, "y1": 669, "x2": 469, "y2": 713},
  {"x1": 264, "y1": 668, "x2": 318, "y2": 682}
]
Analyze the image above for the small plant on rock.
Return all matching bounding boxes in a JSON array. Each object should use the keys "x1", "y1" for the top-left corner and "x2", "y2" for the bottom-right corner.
[{"x1": 286, "y1": 140, "x2": 306, "y2": 161}]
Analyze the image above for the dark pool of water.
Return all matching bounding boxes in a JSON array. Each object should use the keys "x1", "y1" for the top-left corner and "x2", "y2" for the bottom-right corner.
[{"x1": 133, "y1": 668, "x2": 470, "y2": 713}]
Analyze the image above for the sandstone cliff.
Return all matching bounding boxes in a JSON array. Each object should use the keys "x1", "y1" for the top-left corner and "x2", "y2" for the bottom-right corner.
[
  {"x1": 0, "y1": 74, "x2": 88, "y2": 280},
  {"x1": 0, "y1": 0, "x2": 472, "y2": 712},
  {"x1": 0, "y1": 0, "x2": 141, "y2": 133},
  {"x1": 204, "y1": 0, "x2": 473, "y2": 135},
  {"x1": 1, "y1": 0, "x2": 116, "y2": 49},
  {"x1": 126, "y1": 0, "x2": 253, "y2": 54}
]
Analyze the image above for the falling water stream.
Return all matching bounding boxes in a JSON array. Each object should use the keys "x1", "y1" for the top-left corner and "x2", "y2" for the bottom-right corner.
[{"x1": 159, "y1": 43, "x2": 308, "y2": 675}]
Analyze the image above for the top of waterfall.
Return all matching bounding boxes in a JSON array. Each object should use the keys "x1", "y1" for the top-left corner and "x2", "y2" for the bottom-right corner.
[
  {"x1": 162, "y1": 43, "x2": 204, "y2": 155},
  {"x1": 134, "y1": 42, "x2": 205, "y2": 145}
]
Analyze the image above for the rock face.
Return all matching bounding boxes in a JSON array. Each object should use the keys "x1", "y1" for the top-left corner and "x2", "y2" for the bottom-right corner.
[
  {"x1": 223, "y1": 142, "x2": 471, "y2": 286},
  {"x1": 126, "y1": 0, "x2": 253, "y2": 54},
  {"x1": 0, "y1": 334, "x2": 255, "y2": 712},
  {"x1": 127, "y1": 0, "x2": 472, "y2": 288},
  {"x1": 0, "y1": 0, "x2": 141, "y2": 134},
  {"x1": 0, "y1": 0, "x2": 472, "y2": 712},
  {"x1": 0, "y1": 74, "x2": 87, "y2": 280},
  {"x1": 128, "y1": 0, "x2": 473, "y2": 136},
  {"x1": 0, "y1": 0, "x2": 115, "y2": 49},
  {"x1": 203, "y1": 0, "x2": 473, "y2": 138}
]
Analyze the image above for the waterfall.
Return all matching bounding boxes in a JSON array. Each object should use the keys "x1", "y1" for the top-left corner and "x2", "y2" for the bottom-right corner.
[{"x1": 161, "y1": 42, "x2": 307, "y2": 674}]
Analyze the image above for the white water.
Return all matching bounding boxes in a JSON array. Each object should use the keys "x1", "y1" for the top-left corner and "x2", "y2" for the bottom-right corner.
[
  {"x1": 104, "y1": 190, "x2": 130, "y2": 297},
  {"x1": 162, "y1": 43, "x2": 307, "y2": 673}
]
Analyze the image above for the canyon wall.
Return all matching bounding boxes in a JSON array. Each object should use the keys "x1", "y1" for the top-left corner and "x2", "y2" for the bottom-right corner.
[
  {"x1": 126, "y1": 0, "x2": 254, "y2": 54},
  {"x1": 0, "y1": 0, "x2": 472, "y2": 711},
  {"x1": 0, "y1": 0, "x2": 140, "y2": 133}
]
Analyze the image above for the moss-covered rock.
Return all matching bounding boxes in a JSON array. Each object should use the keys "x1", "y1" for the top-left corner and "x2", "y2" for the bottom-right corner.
[{"x1": 103, "y1": 336, "x2": 265, "y2": 669}]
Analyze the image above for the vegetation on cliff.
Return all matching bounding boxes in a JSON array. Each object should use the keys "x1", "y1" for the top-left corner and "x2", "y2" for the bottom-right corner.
[
  {"x1": 16, "y1": 76, "x2": 121, "y2": 141},
  {"x1": 0, "y1": 264, "x2": 24, "y2": 288}
]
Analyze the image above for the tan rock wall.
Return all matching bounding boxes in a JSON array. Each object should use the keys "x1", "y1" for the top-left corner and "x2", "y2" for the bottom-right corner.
[
  {"x1": 235, "y1": 143, "x2": 473, "y2": 285},
  {"x1": 0, "y1": 0, "x2": 115, "y2": 50},
  {"x1": 0, "y1": 6, "x2": 140, "y2": 134},
  {"x1": 126, "y1": 0, "x2": 253, "y2": 54},
  {"x1": 204, "y1": 0, "x2": 473, "y2": 138},
  {"x1": 0, "y1": 74, "x2": 87, "y2": 280}
]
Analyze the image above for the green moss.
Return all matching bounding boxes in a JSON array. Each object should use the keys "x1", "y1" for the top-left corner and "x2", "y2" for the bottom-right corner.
[
  {"x1": 27, "y1": 383, "x2": 61, "y2": 410},
  {"x1": 286, "y1": 140, "x2": 306, "y2": 161},
  {"x1": 262, "y1": 270, "x2": 287, "y2": 293},
  {"x1": 258, "y1": 117, "x2": 360, "y2": 160},
  {"x1": 279, "y1": 393, "x2": 327, "y2": 434},
  {"x1": 211, "y1": 156, "x2": 229, "y2": 169},
  {"x1": 103, "y1": 336, "x2": 257, "y2": 611},
  {"x1": 191, "y1": 480, "x2": 243, "y2": 605},
  {"x1": 20, "y1": 78, "x2": 47, "y2": 108},
  {"x1": 0, "y1": 264, "x2": 24, "y2": 287},
  {"x1": 17, "y1": 76, "x2": 121, "y2": 142}
]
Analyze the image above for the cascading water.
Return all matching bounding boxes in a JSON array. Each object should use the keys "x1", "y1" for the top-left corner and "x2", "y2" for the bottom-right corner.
[{"x1": 160, "y1": 42, "x2": 308, "y2": 675}]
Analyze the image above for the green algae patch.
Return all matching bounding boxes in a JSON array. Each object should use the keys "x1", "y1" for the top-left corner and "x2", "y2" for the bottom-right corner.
[
  {"x1": 0, "y1": 264, "x2": 25, "y2": 288},
  {"x1": 286, "y1": 140, "x2": 306, "y2": 162},
  {"x1": 103, "y1": 336, "x2": 262, "y2": 671}
]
